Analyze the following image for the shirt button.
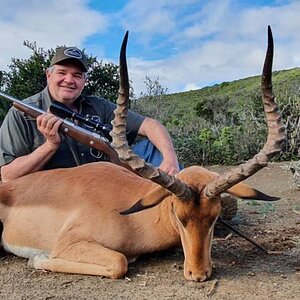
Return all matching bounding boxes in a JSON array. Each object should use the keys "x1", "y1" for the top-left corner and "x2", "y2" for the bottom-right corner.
[{"x1": 81, "y1": 153, "x2": 85, "y2": 157}]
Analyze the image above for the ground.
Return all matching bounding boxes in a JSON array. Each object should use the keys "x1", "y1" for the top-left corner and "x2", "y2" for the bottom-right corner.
[{"x1": 0, "y1": 162, "x2": 299, "y2": 300}]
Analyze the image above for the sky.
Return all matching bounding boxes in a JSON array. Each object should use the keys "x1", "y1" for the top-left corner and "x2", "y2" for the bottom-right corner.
[{"x1": 0, "y1": 0, "x2": 299, "y2": 97}]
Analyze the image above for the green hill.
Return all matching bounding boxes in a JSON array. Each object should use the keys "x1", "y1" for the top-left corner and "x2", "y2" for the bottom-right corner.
[
  {"x1": 159, "y1": 67, "x2": 300, "y2": 116},
  {"x1": 133, "y1": 67, "x2": 300, "y2": 166}
]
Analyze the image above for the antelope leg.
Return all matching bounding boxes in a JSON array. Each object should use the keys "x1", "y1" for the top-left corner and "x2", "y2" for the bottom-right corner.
[{"x1": 29, "y1": 242, "x2": 128, "y2": 278}]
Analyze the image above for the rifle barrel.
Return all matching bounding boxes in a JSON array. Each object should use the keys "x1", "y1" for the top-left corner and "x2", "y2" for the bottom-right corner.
[{"x1": 0, "y1": 91, "x2": 45, "y2": 117}]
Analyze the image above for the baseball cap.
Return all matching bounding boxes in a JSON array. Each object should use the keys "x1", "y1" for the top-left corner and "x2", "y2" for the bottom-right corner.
[{"x1": 50, "y1": 46, "x2": 88, "y2": 71}]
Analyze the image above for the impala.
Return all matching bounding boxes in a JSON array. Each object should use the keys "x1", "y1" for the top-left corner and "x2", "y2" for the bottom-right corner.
[{"x1": 0, "y1": 27, "x2": 285, "y2": 281}]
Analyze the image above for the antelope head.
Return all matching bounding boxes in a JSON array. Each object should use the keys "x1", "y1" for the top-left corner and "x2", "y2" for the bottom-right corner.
[{"x1": 110, "y1": 27, "x2": 286, "y2": 282}]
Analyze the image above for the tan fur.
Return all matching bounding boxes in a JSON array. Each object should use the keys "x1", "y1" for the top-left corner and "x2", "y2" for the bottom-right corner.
[{"x1": 0, "y1": 162, "x2": 275, "y2": 281}]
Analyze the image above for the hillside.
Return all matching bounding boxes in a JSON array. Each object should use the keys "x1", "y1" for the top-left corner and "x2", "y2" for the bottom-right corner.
[
  {"x1": 133, "y1": 67, "x2": 300, "y2": 166},
  {"x1": 159, "y1": 67, "x2": 300, "y2": 116}
]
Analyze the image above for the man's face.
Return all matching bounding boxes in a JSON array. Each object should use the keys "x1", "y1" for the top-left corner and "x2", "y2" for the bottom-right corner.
[{"x1": 46, "y1": 62, "x2": 86, "y2": 106}]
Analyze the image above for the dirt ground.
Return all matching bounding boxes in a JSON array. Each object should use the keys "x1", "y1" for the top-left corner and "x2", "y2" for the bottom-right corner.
[{"x1": 0, "y1": 162, "x2": 299, "y2": 300}]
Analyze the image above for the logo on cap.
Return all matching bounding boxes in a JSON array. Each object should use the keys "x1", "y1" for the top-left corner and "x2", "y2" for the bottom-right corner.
[{"x1": 64, "y1": 47, "x2": 83, "y2": 59}]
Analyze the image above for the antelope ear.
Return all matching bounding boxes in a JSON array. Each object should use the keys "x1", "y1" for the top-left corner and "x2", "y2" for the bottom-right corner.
[
  {"x1": 120, "y1": 186, "x2": 172, "y2": 215},
  {"x1": 226, "y1": 182, "x2": 280, "y2": 201}
]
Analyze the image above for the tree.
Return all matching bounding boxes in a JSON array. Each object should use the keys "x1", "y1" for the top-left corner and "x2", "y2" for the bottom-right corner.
[
  {"x1": 0, "y1": 70, "x2": 10, "y2": 125},
  {"x1": 140, "y1": 76, "x2": 168, "y2": 99},
  {"x1": 131, "y1": 76, "x2": 169, "y2": 121},
  {"x1": 83, "y1": 60, "x2": 119, "y2": 102},
  {"x1": 2, "y1": 41, "x2": 52, "y2": 99}
]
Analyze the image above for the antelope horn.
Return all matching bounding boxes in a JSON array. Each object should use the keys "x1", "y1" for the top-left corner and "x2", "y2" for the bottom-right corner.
[
  {"x1": 204, "y1": 26, "x2": 286, "y2": 199},
  {"x1": 110, "y1": 31, "x2": 194, "y2": 201}
]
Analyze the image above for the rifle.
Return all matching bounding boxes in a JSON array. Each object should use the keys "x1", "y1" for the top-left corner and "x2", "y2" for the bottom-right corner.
[
  {"x1": 0, "y1": 91, "x2": 122, "y2": 166},
  {"x1": 49, "y1": 100, "x2": 113, "y2": 139}
]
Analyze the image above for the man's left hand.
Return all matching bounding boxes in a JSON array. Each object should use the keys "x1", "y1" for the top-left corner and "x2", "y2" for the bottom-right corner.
[{"x1": 159, "y1": 159, "x2": 180, "y2": 176}]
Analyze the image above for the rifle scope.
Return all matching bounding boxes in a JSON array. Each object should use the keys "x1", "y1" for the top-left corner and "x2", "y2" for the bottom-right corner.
[{"x1": 49, "y1": 101, "x2": 112, "y2": 134}]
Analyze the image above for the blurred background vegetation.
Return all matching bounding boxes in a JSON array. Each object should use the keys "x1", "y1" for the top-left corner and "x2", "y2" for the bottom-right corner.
[{"x1": 0, "y1": 42, "x2": 299, "y2": 166}]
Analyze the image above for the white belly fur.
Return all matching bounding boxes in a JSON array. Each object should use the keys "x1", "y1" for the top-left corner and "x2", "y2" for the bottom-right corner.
[{"x1": 2, "y1": 236, "x2": 49, "y2": 259}]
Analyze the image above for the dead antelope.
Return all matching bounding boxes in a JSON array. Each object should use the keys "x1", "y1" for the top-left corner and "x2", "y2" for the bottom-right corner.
[{"x1": 0, "y1": 27, "x2": 285, "y2": 282}]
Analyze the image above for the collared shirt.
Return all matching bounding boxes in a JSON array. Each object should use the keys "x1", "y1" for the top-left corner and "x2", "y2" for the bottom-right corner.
[{"x1": 0, "y1": 87, "x2": 144, "y2": 170}]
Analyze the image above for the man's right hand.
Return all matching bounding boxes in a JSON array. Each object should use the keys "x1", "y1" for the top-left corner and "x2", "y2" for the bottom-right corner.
[{"x1": 36, "y1": 113, "x2": 63, "y2": 149}]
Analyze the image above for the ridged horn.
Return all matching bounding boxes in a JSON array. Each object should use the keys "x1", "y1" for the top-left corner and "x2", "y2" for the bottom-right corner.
[
  {"x1": 110, "y1": 31, "x2": 194, "y2": 201},
  {"x1": 204, "y1": 26, "x2": 286, "y2": 199}
]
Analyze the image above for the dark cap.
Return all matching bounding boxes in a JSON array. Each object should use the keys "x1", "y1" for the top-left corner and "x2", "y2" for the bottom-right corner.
[{"x1": 50, "y1": 46, "x2": 88, "y2": 71}]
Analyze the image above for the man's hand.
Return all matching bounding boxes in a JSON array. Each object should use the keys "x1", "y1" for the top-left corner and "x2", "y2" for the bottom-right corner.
[
  {"x1": 159, "y1": 157, "x2": 180, "y2": 176},
  {"x1": 36, "y1": 113, "x2": 63, "y2": 149},
  {"x1": 138, "y1": 117, "x2": 181, "y2": 176}
]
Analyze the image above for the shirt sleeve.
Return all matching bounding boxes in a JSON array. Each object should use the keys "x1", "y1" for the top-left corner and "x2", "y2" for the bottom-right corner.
[
  {"x1": 0, "y1": 108, "x2": 35, "y2": 166},
  {"x1": 126, "y1": 110, "x2": 145, "y2": 144}
]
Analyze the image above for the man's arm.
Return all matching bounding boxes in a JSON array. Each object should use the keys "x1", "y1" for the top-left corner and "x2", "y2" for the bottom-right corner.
[
  {"x1": 0, "y1": 113, "x2": 62, "y2": 182},
  {"x1": 138, "y1": 117, "x2": 180, "y2": 176},
  {"x1": 1, "y1": 142, "x2": 58, "y2": 182}
]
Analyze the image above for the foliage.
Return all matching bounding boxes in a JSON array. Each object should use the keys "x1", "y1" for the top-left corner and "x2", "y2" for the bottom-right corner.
[
  {"x1": 83, "y1": 60, "x2": 119, "y2": 102},
  {"x1": 131, "y1": 76, "x2": 171, "y2": 123},
  {"x1": 2, "y1": 41, "x2": 52, "y2": 99},
  {"x1": 194, "y1": 95, "x2": 239, "y2": 126}
]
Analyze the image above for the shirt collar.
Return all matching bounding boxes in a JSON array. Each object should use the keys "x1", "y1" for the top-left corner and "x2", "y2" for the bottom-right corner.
[{"x1": 41, "y1": 87, "x2": 92, "y2": 110}]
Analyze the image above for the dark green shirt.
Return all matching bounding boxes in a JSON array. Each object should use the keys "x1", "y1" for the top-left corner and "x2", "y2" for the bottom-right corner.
[{"x1": 0, "y1": 87, "x2": 144, "y2": 169}]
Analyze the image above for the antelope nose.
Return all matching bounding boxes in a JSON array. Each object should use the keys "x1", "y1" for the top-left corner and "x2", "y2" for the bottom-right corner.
[
  {"x1": 186, "y1": 270, "x2": 210, "y2": 282},
  {"x1": 194, "y1": 271, "x2": 209, "y2": 282}
]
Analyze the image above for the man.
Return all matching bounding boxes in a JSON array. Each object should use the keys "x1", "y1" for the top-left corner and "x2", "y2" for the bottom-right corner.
[{"x1": 0, "y1": 46, "x2": 180, "y2": 182}]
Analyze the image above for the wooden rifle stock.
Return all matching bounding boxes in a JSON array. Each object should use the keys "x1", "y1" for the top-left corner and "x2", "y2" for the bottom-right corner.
[{"x1": 0, "y1": 91, "x2": 124, "y2": 166}]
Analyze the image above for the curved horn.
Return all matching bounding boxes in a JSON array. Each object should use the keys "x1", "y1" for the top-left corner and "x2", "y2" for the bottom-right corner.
[
  {"x1": 204, "y1": 26, "x2": 286, "y2": 199},
  {"x1": 110, "y1": 31, "x2": 194, "y2": 201}
]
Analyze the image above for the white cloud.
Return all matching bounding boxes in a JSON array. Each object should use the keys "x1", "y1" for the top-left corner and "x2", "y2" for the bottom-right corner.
[
  {"x1": 183, "y1": 82, "x2": 202, "y2": 91},
  {"x1": 0, "y1": 0, "x2": 107, "y2": 69},
  {"x1": 119, "y1": 0, "x2": 201, "y2": 44},
  {"x1": 125, "y1": 0, "x2": 300, "y2": 95}
]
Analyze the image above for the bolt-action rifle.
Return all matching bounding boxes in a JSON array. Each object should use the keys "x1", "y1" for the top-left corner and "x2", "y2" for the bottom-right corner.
[{"x1": 0, "y1": 91, "x2": 122, "y2": 166}]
